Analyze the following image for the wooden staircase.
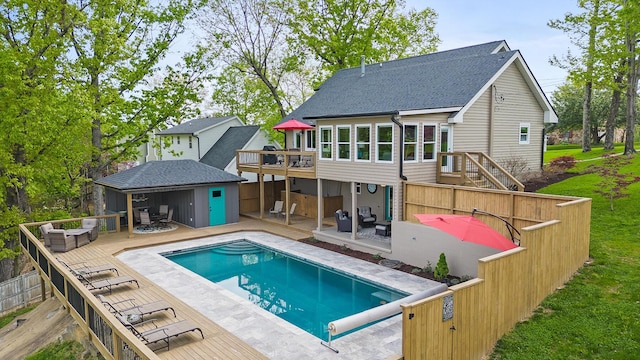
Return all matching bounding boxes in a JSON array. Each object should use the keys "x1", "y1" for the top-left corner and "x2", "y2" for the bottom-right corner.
[{"x1": 436, "y1": 152, "x2": 524, "y2": 191}]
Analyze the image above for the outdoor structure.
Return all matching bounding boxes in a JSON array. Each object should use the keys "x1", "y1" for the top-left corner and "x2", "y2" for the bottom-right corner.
[
  {"x1": 95, "y1": 160, "x2": 246, "y2": 237},
  {"x1": 237, "y1": 40, "x2": 557, "y2": 245},
  {"x1": 149, "y1": 115, "x2": 278, "y2": 182}
]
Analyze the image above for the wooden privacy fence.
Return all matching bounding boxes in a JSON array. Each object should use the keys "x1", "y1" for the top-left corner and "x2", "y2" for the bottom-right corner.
[
  {"x1": 400, "y1": 182, "x2": 591, "y2": 359},
  {"x1": 0, "y1": 270, "x2": 41, "y2": 316},
  {"x1": 18, "y1": 220, "x2": 159, "y2": 360}
]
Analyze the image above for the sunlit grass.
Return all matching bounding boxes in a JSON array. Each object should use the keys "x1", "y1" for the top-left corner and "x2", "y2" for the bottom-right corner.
[
  {"x1": 543, "y1": 143, "x2": 625, "y2": 163},
  {"x1": 491, "y1": 152, "x2": 640, "y2": 359}
]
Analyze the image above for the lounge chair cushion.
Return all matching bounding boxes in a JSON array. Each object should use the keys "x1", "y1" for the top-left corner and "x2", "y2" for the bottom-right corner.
[{"x1": 40, "y1": 223, "x2": 54, "y2": 246}]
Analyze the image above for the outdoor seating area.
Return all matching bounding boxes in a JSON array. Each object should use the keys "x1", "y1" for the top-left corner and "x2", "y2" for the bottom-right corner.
[
  {"x1": 335, "y1": 209, "x2": 352, "y2": 232},
  {"x1": 41, "y1": 220, "x2": 99, "y2": 252},
  {"x1": 135, "y1": 205, "x2": 174, "y2": 231},
  {"x1": 57, "y1": 258, "x2": 204, "y2": 352}
]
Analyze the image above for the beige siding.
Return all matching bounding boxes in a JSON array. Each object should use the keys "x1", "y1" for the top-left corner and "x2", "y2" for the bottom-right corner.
[
  {"x1": 454, "y1": 89, "x2": 491, "y2": 153},
  {"x1": 489, "y1": 64, "x2": 544, "y2": 170},
  {"x1": 401, "y1": 113, "x2": 450, "y2": 183}
]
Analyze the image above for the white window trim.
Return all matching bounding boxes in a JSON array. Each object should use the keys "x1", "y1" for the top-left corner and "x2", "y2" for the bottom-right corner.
[
  {"x1": 355, "y1": 124, "x2": 372, "y2": 162},
  {"x1": 403, "y1": 123, "x2": 419, "y2": 163},
  {"x1": 336, "y1": 125, "x2": 351, "y2": 161},
  {"x1": 319, "y1": 125, "x2": 333, "y2": 160},
  {"x1": 292, "y1": 130, "x2": 302, "y2": 149},
  {"x1": 375, "y1": 123, "x2": 394, "y2": 164},
  {"x1": 305, "y1": 129, "x2": 316, "y2": 151},
  {"x1": 519, "y1": 122, "x2": 531, "y2": 145},
  {"x1": 421, "y1": 123, "x2": 438, "y2": 162}
]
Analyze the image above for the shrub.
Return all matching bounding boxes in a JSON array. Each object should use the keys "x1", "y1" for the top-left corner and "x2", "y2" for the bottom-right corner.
[
  {"x1": 434, "y1": 253, "x2": 449, "y2": 281},
  {"x1": 423, "y1": 260, "x2": 433, "y2": 274}
]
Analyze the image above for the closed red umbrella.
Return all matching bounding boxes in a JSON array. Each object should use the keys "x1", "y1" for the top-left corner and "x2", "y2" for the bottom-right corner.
[
  {"x1": 273, "y1": 118, "x2": 314, "y2": 131},
  {"x1": 414, "y1": 214, "x2": 517, "y2": 251}
]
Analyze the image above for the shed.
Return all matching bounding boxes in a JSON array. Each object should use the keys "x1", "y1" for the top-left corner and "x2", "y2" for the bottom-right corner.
[{"x1": 95, "y1": 160, "x2": 246, "y2": 237}]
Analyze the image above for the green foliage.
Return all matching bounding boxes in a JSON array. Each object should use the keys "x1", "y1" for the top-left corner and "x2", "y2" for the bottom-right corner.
[
  {"x1": 587, "y1": 154, "x2": 640, "y2": 211},
  {"x1": 433, "y1": 253, "x2": 449, "y2": 281},
  {"x1": 25, "y1": 340, "x2": 101, "y2": 360}
]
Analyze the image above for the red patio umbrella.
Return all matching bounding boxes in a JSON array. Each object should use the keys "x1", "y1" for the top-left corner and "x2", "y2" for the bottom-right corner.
[
  {"x1": 414, "y1": 214, "x2": 517, "y2": 251},
  {"x1": 273, "y1": 118, "x2": 314, "y2": 131}
]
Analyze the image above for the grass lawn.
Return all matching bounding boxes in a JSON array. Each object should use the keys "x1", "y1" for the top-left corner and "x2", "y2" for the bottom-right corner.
[{"x1": 491, "y1": 147, "x2": 640, "y2": 359}]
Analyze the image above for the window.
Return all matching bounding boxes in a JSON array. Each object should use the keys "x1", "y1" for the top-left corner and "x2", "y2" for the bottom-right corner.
[
  {"x1": 188, "y1": 136, "x2": 193, "y2": 149},
  {"x1": 319, "y1": 126, "x2": 332, "y2": 159},
  {"x1": 356, "y1": 125, "x2": 371, "y2": 161},
  {"x1": 177, "y1": 136, "x2": 180, "y2": 145},
  {"x1": 376, "y1": 124, "x2": 393, "y2": 162},
  {"x1": 404, "y1": 124, "x2": 418, "y2": 162},
  {"x1": 292, "y1": 130, "x2": 302, "y2": 149},
  {"x1": 422, "y1": 124, "x2": 436, "y2": 161},
  {"x1": 337, "y1": 126, "x2": 351, "y2": 160},
  {"x1": 171, "y1": 136, "x2": 175, "y2": 144},
  {"x1": 305, "y1": 130, "x2": 316, "y2": 150},
  {"x1": 519, "y1": 123, "x2": 530, "y2": 144},
  {"x1": 355, "y1": 182, "x2": 361, "y2": 194}
]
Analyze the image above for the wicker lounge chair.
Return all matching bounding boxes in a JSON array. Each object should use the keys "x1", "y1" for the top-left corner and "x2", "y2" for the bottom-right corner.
[
  {"x1": 81, "y1": 218, "x2": 99, "y2": 241},
  {"x1": 48, "y1": 229, "x2": 76, "y2": 252},
  {"x1": 58, "y1": 258, "x2": 119, "y2": 277},
  {"x1": 75, "y1": 271, "x2": 139, "y2": 294},
  {"x1": 120, "y1": 317, "x2": 204, "y2": 351},
  {"x1": 98, "y1": 295, "x2": 176, "y2": 322},
  {"x1": 40, "y1": 223, "x2": 54, "y2": 247}
]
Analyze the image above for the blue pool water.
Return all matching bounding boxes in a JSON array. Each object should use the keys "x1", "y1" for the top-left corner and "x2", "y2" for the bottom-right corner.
[{"x1": 163, "y1": 240, "x2": 408, "y2": 339}]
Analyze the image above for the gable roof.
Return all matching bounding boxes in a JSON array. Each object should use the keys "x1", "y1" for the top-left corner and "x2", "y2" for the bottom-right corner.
[
  {"x1": 280, "y1": 40, "x2": 556, "y2": 124},
  {"x1": 95, "y1": 160, "x2": 246, "y2": 192},
  {"x1": 200, "y1": 125, "x2": 260, "y2": 170},
  {"x1": 157, "y1": 115, "x2": 240, "y2": 135}
]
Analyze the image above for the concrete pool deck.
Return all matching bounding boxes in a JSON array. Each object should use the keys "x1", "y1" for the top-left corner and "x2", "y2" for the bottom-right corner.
[{"x1": 117, "y1": 231, "x2": 443, "y2": 359}]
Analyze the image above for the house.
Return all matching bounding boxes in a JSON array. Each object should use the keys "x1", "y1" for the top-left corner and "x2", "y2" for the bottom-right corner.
[
  {"x1": 153, "y1": 115, "x2": 280, "y2": 181},
  {"x1": 96, "y1": 160, "x2": 246, "y2": 237},
  {"x1": 237, "y1": 40, "x2": 558, "y2": 252}
]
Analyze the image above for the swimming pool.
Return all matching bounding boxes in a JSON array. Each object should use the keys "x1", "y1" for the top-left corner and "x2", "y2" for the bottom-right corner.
[{"x1": 162, "y1": 240, "x2": 408, "y2": 339}]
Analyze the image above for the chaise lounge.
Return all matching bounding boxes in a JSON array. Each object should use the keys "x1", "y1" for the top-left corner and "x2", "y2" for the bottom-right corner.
[
  {"x1": 120, "y1": 317, "x2": 204, "y2": 351},
  {"x1": 58, "y1": 258, "x2": 119, "y2": 277},
  {"x1": 98, "y1": 295, "x2": 176, "y2": 322},
  {"x1": 74, "y1": 271, "x2": 139, "y2": 294}
]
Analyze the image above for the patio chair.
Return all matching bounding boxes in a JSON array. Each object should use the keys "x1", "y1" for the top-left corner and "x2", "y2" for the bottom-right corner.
[
  {"x1": 281, "y1": 203, "x2": 297, "y2": 219},
  {"x1": 119, "y1": 317, "x2": 204, "y2": 351},
  {"x1": 81, "y1": 218, "x2": 99, "y2": 241},
  {"x1": 75, "y1": 271, "x2": 139, "y2": 294},
  {"x1": 40, "y1": 222, "x2": 54, "y2": 247},
  {"x1": 98, "y1": 295, "x2": 176, "y2": 322},
  {"x1": 158, "y1": 205, "x2": 169, "y2": 219},
  {"x1": 159, "y1": 208, "x2": 173, "y2": 228},
  {"x1": 335, "y1": 210, "x2": 353, "y2": 232},
  {"x1": 48, "y1": 229, "x2": 76, "y2": 252},
  {"x1": 269, "y1": 200, "x2": 283, "y2": 217},
  {"x1": 139, "y1": 211, "x2": 153, "y2": 230},
  {"x1": 57, "y1": 258, "x2": 119, "y2": 277},
  {"x1": 357, "y1": 206, "x2": 377, "y2": 227}
]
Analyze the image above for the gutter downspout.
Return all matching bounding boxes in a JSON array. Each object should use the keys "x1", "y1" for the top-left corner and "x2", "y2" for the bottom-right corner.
[
  {"x1": 391, "y1": 114, "x2": 407, "y2": 181},
  {"x1": 194, "y1": 134, "x2": 201, "y2": 160}
]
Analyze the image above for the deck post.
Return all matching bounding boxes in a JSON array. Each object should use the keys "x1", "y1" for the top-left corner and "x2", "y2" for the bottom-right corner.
[
  {"x1": 317, "y1": 179, "x2": 323, "y2": 231},
  {"x1": 126, "y1": 193, "x2": 134, "y2": 238},
  {"x1": 259, "y1": 173, "x2": 265, "y2": 218},
  {"x1": 351, "y1": 182, "x2": 357, "y2": 239}
]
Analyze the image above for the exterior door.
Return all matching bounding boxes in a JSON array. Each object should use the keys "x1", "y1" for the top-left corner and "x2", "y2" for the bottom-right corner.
[
  {"x1": 440, "y1": 124, "x2": 453, "y2": 172},
  {"x1": 209, "y1": 187, "x2": 226, "y2": 226},
  {"x1": 384, "y1": 186, "x2": 393, "y2": 221}
]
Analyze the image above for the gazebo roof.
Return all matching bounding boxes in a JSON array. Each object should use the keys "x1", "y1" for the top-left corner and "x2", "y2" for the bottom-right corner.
[{"x1": 95, "y1": 160, "x2": 246, "y2": 193}]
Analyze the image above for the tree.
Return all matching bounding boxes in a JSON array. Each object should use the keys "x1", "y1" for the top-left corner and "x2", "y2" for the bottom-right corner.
[
  {"x1": 621, "y1": 0, "x2": 639, "y2": 155},
  {"x1": 68, "y1": 0, "x2": 205, "y2": 216},
  {"x1": 287, "y1": 0, "x2": 439, "y2": 75},
  {"x1": 434, "y1": 253, "x2": 449, "y2": 281},
  {"x1": 589, "y1": 154, "x2": 640, "y2": 210}
]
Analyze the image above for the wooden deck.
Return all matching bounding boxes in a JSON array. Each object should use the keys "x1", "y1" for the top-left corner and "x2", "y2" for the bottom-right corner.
[{"x1": 54, "y1": 217, "x2": 315, "y2": 359}]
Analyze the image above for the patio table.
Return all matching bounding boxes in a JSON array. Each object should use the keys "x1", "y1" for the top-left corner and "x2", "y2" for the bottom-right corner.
[{"x1": 66, "y1": 228, "x2": 91, "y2": 248}]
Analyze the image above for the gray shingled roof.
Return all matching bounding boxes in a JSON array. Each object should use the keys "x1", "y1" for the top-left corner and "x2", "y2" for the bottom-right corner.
[
  {"x1": 200, "y1": 126, "x2": 260, "y2": 170},
  {"x1": 280, "y1": 41, "x2": 515, "y2": 125},
  {"x1": 157, "y1": 116, "x2": 237, "y2": 135},
  {"x1": 95, "y1": 160, "x2": 246, "y2": 191}
]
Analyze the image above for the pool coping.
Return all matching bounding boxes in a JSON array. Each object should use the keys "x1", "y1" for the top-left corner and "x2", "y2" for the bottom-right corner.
[{"x1": 117, "y1": 231, "x2": 443, "y2": 359}]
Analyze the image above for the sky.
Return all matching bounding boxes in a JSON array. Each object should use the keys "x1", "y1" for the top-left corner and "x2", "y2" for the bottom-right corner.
[{"x1": 414, "y1": 0, "x2": 583, "y2": 95}]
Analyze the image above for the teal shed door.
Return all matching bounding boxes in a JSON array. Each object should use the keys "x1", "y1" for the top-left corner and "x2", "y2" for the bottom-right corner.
[{"x1": 209, "y1": 187, "x2": 226, "y2": 226}]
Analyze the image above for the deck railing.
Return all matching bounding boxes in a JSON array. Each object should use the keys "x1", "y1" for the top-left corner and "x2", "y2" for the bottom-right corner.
[
  {"x1": 436, "y1": 152, "x2": 524, "y2": 191},
  {"x1": 19, "y1": 216, "x2": 159, "y2": 360},
  {"x1": 236, "y1": 149, "x2": 316, "y2": 176}
]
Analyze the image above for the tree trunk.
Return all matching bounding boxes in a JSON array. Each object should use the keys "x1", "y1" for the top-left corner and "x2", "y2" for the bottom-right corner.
[
  {"x1": 624, "y1": 26, "x2": 638, "y2": 155},
  {"x1": 604, "y1": 72, "x2": 623, "y2": 150},
  {"x1": 582, "y1": 81, "x2": 593, "y2": 152}
]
